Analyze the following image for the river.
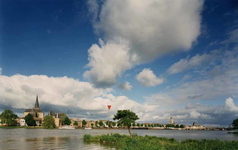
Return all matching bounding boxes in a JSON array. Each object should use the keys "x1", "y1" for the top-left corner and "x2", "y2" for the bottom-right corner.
[{"x1": 0, "y1": 129, "x2": 237, "y2": 150}]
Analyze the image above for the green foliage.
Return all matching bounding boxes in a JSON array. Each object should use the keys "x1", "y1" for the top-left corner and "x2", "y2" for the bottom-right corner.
[
  {"x1": 73, "y1": 121, "x2": 78, "y2": 126},
  {"x1": 43, "y1": 116, "x2": 56, "y2": 129},
  {"x1": 64, "y1": 117, "x2": 71, "y2": 125},
  {"x1": 148, "y1": 124, "x2": 151, "y2": 127},
  {"x1": 84, "y1": 134, "x2": 238, "y2": 150},
  {"x1": 176, "y1": 124, "x2": 180, "y2": 128},
  {"x1": 145, "y1": 124, "x2": 147, "y2": 127},
  {"x1": 166, "y1": 124, "x2": 175, "y2": 128},
  {"x1": 113, "y1": 110, "x2": 139, "y2": 138},
  {"x1": 117, "y1": 122, "x2": 122, "y2": 127},
  {"x1": 82, "y1": 120, "x2": 87, "y2": 126},
  {"x1": 133, "y1": 122, "x2": 136, "y2": 126},
  {"x1": 157, "y1": 124, "x2": 163, "y2": 127},
  {"x1": 106, "y1": 120, "x2": 111, "y2": 127},
  {"x1": 91, "y1": 123, "x2": 94, "y2": 127},
  {"x1": 137, "y1": 123, "x2": 140, "y2": 127},
  {"x1": 95, "y1": 121, "x2": 98, "y2": 127},
  {"x1": 112, "y1": 122, "x2": 116, "y2": 126},
  {"x1": 25, "y1": 114, "x2": 36, "y2": 126},
  {"x1": 151, "y1": 124, "x2": 154, "y2": 127},
  {"x1": 58, "y1": 113, "x2": 67, "y2": 125},
  {"x1": 232, "y1": 118, "x2": 238, "y2": 129},
  {"x1": 99, "y1": 121, "x2": 104, "y2": 127},
  {"x1": 140, "y1": 124, "x2": 143, "y2": 127},
  {"x1": 180, "y1": 124, "x2": 184, "y2": 128},
  {"x1": 0, "y1": 109, "x2": 18, "y2": 126}
]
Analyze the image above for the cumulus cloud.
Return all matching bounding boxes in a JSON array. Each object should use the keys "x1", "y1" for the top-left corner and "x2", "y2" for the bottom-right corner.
[
  {"x1": 168, "y1": 53, "x2": 211, "y2": 74},
  {"x1": 118, "y1": 81, "x2": 132, "y2": 90},
  {"x1": 85, "y1": 0, "x2": 204, "y2": 87},
  {"x1": 225, "y1": 97, "x2": 238, "y2": 112},
  {"x1": 0, "y1": 74, "x2": 155, "y2": 120},
  {"x1": 83, "y1": 39, "x2": 135, "y2": 87},
  {"x1": 136, "y1": 68, "x2": 163, "y2": 87}
]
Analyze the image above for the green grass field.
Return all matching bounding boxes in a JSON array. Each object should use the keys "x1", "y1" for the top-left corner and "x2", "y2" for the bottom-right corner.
[{"x1": 84, "y1": 133, "x2": 238, "y2": 150}]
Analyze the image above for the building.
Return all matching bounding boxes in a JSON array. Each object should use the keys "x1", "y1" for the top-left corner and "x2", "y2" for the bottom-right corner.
[
  {"x1": 48, "y1": 110, "x2": 61, "y2": 127},
  {"x1": 169, "y1": 117, "x2": 174, "y2": 124},
  {"x1": 24, "y1": 95, "x2": 44, "y2": 119},
  {"x1": 19, "y1": 117, "x2": 26, "y2": 126},
  {"x1": 23, "y1": 95, "x2": 44, "y2": 126}
]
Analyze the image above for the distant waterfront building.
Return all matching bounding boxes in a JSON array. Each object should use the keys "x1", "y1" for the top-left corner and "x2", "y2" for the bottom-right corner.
[
  {"x1": 23, "y1": 95, "x2": 44, "y2": 119},
  {"x1": 48, "y1": 110, "x2": 61, "y2": 127},
  {"x1": 169, "y1": 117, "x2": 174, "y2": 124},
  {"x1": 19, "y1": 117, "x2": 26, "y2": 126}
]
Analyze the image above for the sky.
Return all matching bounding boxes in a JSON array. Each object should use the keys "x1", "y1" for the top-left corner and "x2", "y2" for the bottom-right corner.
[{"x1": 0, "y1": 0, "x2": 238, "y2": 127}]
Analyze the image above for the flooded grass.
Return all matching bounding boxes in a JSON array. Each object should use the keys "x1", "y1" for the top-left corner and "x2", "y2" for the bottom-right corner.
[{"x1": 84, "y1": 133, "x2": 238, "y2": 150}]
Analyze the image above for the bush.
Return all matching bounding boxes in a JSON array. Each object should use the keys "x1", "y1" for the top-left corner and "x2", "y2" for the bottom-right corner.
[
  {"x1": 83, "y1": 134, "x2": 238, "y2": 150},
  {"x1": 43, "y1": 116, "x2": 56, "y2": 129}
]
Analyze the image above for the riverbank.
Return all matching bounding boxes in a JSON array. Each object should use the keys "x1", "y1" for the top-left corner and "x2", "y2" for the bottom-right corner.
[
  {"x1": 84, "y1": 133, "x2": 238, "y2": 149},
  {"x1": 0, "y1": 126, "x2": 44, "y2": 129}
]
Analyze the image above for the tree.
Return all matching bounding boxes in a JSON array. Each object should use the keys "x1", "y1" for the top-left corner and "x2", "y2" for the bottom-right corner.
[
  {"x1": 106, "y1": 120, "x2": 111, "y2": 127},
  {"x1": 91, "y1": 123, "x2": 94, "y2": 127},
  {"x1": 43, "y1": 116, "x2": 56, "y2": 129},
  {"x1": 95, "y1": 121, "x2": 98, "y2": 127},
  {"x1": 145, "y1": 124, "x2": 147, "y2": 127},
  {"x1": 99, "y1": 121, "x2": 104, "y2": 127},
  {"x1": 133, "y1": 122, "x2": 136, "y2": 126},
  {"x1": 151, "y1": 124, "x2": 154, "y2": 127},
  {"x1": 64, "y1": 117, "x2": 71, "y2": 125},
  {"x1": 112, "y1": 122, "x2": 116, "y2": 127},
  {"x1": 232, "y1": 118, "x2": 238, "y2": 129},
  {"x1": 59, "y1": 113, "x2": 67, "y2": 125},
  {"x1": 148, "y1": 124, "x2": 151, "y2": 127},
  {"x1": 113, "y1": 110, "x2": 139, "y2": 138},
  {"x1": 140, "y1": 124, "x2": 143, "y2": 127},
  {"x1": 82, "y1": 120, "x2": 87, "y2": 127},
  {"x1": 73, "y1": 121, "x2": 78, "y2": 126},
  {"x1": 117, "y1": 122, "x2": 122, "y2": 127},
  {"x1": 180, "y1": 124, "x2": 184, "y2": 128},
  {"x1": 176, "y1": 125, "x2": 179, "y2": 128},
  {"x1": 137, "y1": 123, "x2": 140, "y2": 127},
  {"x1": 25, "y1": 114, "x2": 36, "y2": 126},
  {"x1": 0, "y1": 109, "x2": 18, "y2": 126}
]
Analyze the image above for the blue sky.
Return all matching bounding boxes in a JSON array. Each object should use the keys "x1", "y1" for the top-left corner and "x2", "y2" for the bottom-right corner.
[{"x1": 0, "y1": 0, "x2": 238, "y2": 126}]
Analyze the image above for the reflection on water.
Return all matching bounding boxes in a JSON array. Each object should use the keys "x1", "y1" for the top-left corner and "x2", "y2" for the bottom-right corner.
[
  {"x1": 0, "y1": 129, "x2": 238, "y2": 150},
  {"x1": 1, "y1": 135, "x2": 114, "y2": 150}
]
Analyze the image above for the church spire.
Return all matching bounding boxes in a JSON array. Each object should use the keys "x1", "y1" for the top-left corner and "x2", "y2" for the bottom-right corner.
[{"x1": 35, "y1": 95, "x2": 39, "y2": 108}]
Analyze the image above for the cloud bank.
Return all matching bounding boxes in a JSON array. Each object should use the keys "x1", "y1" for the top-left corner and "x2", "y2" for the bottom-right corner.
[{"x1": 85, "y1": 0, "x2": 204, "y2": 87}]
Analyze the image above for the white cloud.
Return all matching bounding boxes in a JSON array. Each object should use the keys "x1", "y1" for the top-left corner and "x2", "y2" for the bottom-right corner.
[
  {"x1": 0, "y1": 74, "x2": 155, "y2": 121},
  {"x1": 168, "y1": 53, "x2": 211, "y2": 74},
  {"x1": 85, "y1": 0, "x2": 204, "y2": 87},
  {"x1": 0, "y1": 68, "x2": 2, "y2": 75},
  {"x1": 136, "y1": 68, "x2": 163, "y2": 87},
  {"x1": 225, "y1": 97, "x2": 238, "y2": 112},
  {"x1": 118, "y1": 81, "x2": 132, "y2": 90},
  {"x1": 83, "y1": 39, "x2": 135, "y2": 87},
  {"x1": 189, "y1": 110, "x2": 201, "y2": 119}
]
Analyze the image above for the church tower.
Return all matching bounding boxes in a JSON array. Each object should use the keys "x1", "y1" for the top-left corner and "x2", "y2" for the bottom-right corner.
[
  {"x1": 35, "y1": 95, "x2": 40, "y2": 109},
  {"x1": 169, "y1": 116, "x2": 174, "y2": 124}
]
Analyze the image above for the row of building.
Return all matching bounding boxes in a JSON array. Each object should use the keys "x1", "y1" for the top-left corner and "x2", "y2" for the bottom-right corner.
[{"x1": 0, "y1": 96, "x2": 206, "y2": 130}]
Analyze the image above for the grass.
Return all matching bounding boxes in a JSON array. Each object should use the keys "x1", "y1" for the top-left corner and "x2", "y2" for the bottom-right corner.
[
  {"x1": 84, "y1": 133, "x2": 238, "y2": 150},
  {"x1": 228, "y1": 131, "x2": 238, "y2": 134}
]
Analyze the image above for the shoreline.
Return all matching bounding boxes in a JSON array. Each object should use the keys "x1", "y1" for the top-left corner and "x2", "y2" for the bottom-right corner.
[{"x1": 0, "y1": 126, "x2": 230, "y2": 131}]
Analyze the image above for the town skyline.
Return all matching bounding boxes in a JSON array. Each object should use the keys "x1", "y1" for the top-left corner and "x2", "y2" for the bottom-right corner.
[{"x1": 0, "y1": 0, "x2": 238, "y2": 127}]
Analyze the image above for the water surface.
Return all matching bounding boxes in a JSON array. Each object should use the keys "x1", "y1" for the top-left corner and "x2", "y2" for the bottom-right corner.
[{"x1": 0, "y1": 129, "x2": 237, "y2": 150}]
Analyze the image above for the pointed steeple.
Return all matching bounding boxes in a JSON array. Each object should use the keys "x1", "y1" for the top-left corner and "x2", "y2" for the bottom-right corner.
[{"x1": 35, "y1": 95, "x2": 39, "y2": 108}]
